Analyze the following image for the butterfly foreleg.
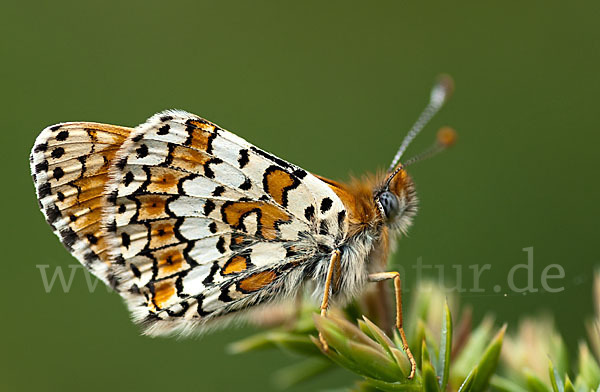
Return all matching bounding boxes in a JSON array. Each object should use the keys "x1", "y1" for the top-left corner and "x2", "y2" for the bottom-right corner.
[
  {"x1": 368, "y1": 271, "x2": 416, "y2": 379},
  {"x1": 318, "y1": 249, "x2": 341, "y2": 351}
]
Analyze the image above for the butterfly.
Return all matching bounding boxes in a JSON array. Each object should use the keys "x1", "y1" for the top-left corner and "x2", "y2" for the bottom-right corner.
[{"x1": 30, "y1": 75, "x2": 455, "y2": 379}]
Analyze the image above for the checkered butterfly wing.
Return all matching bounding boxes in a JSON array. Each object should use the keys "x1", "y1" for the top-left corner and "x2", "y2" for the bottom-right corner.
[
  {"x1": 32, "y1": 110, "x2": 347, "y2": 336},
  {"x1": 30, "y1": 122, "x2": 133, "y2": 284}
]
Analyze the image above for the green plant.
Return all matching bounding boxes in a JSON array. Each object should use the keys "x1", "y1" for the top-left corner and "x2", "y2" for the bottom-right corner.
[{"x1": 229, "y1": 274, "x2": 600, "y2": 391}]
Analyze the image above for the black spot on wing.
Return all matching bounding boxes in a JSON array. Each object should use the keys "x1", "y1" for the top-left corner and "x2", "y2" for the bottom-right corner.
[
  {"x1": 56, "y1": 130, "x2": 69, "y2": 141},
  {"x1": 208, "y1": 222, "x2": 217, "y2": 234},
  {"x1": 136, "y1": 144, "x2": 149, "y2": 159},
  {"x1": 216, "y1": 236, "x2": 226, "y2": 254},
  {"x1": 130, "y1": 264, "x2": 141, "y2": 278},
  {"x1": 34, "y1": 142, "x2": 48, "y2": 153},
  {"x1": 320, "y1": 197, "x2": 333, "y2": 213},
  {"x1": 86, "y1": 233, "x2": 98, "y2": 245},
  {"x1": 60, "y1": 227, "x2": 78, "y2": 251},
  {"x1": 107, "y1": 273, "x2": 121, "y2": 290},
  {"x1": 218, "y1": 286, "x2": 234, "y2": 303},
  {"x1": 203, "y1": 200, "x2": 215, "y2": 216},
  {"x1": 35, "y1": 160, "x2": 48, "y2": 173},
  {"x1": 292, "y1": 169, "x2": 307, "y2": 179},
  {"x1": 107, "y1": 189, "x2": 118, "y2": 205},
  {"x1": 121, "y1": 232, "x2": 131, "y2": 248},
  {"x1": 38, "y1": 182, "x2": 51, "y2": 198},
  {"x1": 51, "y1": 147, "x2": 64, "y2": 159},
  {"x1": 124, "y1": 171, "x2": 134, "y2": 187},
  {"x1": 157, "y1": 124, "x2": 170, "y2": 135},
  {"x1": 83, "y1": 251, "x2": 98, "y2": 266},
  {"x1": 212, "y1": 186, "x2": 225, "y2": 196},
  {"x1": 238, "y1": 149, "x2": 249, "y2": 168},
  {"x1": 304, "y1": 205, "x2": 315, "y2": 221},
  {"x1": 107, "y1": 220, "x2": 117, "y2": 233},
  {"x1": 115, "y1": 157, "x2": 127, "y2": 170},
  {"x1": 239, "y1": 177, "x2": 252, "y2": 190},
  {"x1": 53, "y1": 167, "x2": 64, "y2": 180},
  {"x1": 45, "y1": 204, "x2": 61, "y2": 225}
]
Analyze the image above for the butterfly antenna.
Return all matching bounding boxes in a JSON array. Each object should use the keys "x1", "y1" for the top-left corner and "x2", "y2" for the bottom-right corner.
[
  {"x1": 383, "y1": 127, "x2": 456, "y2": 189},
  {"x1": 403, "y1": 126, "x2": 457, "y2": 167},
  {"x1": 388, "y1": 74, "x2": 454, "y2": 172}
]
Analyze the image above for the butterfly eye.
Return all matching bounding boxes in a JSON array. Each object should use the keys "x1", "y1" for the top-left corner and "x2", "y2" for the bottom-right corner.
[{"x1": 378, "y1": 191, "x2": 399, "y2": 220}]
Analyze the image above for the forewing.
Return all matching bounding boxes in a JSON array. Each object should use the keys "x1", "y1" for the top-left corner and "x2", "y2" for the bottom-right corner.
[
  {"x1": 30, "y1": 122, "x2": 133, "y2": 285},
  {"x1": 103, "y1": 110, "x2": 348, "y2": 335}
]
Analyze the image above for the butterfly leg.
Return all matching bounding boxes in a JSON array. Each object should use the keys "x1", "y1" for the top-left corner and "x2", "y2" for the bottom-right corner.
[
  {"x1": 368, "y1": 271, "x2": 416, "y2": 379},
  {"x1": 318, "y1": 249, "x2": 341, "y2": 351}
]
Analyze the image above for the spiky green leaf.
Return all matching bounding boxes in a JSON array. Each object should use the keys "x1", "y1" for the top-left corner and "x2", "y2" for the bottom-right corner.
[
  {"x1": 422, "y1": 359, "x2": 441, "y2": 392},
  {"x1": 438, "y1": 300, "x2": 452, "y2": 390},
  {"x1": 525, "y1": 371, "x2": 551, "y2": 392},
  {"x1": 563, "y1": 376, "x2": 575, "y2": 392},
  {"x1": 471, "y1": 324, "x2": 506, "y2": 391},
  {"x1": 458, "y1": 368, "x2": 477, "y2": 392},
  {"x1": 549, "y1": 359, "x2": 565, "y2": 392}
]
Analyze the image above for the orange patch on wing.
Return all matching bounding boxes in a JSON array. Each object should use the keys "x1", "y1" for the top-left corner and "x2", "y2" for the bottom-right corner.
[
  {"x1": 170, "y1": 146, "x2": 209, "y2": 173},
  {"x1": 222, "y1": 201, "x2": 290, "y2": 240},
  {"x1": 188, "y1": 120, "x2": 216, "y2": 132},
  {"x1": 146, "y1": 167, "x2": 187, "y2": 194},
  {"x1": 231, "y1": 235, "x2": 245, "y2": 245},
  {"x1": 186, "y1": 121, "x2": 215, "y2": 152},
  {"x1": 72, "y1": 174, "x2": 110, "y2": 203},
  {"x1": 153, "y1": 245, "x2": 187, "y2": 278},
  {"x1": 95, "y1": 148, "x2": 121, "y2": 174},
  {"x1": 137, "y1": 195, "x2": 169, "y2": 221},
  {"x1": 62, "y1": 196, "x2": 103, "y2": 229},
  {"x1": 264, "y1": 168, "x2": 295, "y2": 205},
  {"x1": 239, "y1": 270, "x2": 277, "y2": 292},
  {"x1": 89, "y1": 123, "x2": 133, "y2": 138},
  {"x1": 153, "y1": 279, "x2": 176, "y2": 309},
  {"x1": 67, "y1": 218, "x2": 110, "y2": 257},
  {"x1": 148, "y1": 220, "x2": 178, "y2": 249},
  {"x1": 222, "y1": 255, "x2": 248, "y2": 275}
]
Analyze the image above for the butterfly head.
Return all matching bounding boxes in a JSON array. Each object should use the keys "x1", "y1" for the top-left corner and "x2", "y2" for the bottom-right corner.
[{"x1": 374, "y1": 166, "x2": 417, "y2": 233}]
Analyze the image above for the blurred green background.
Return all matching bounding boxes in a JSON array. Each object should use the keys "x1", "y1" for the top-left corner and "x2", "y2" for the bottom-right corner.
[{"x1": 2, "y1": 0, "x2": 599, "y2": 390}]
